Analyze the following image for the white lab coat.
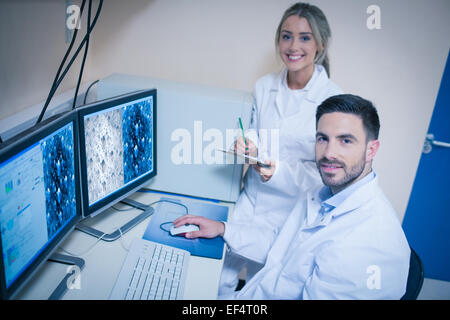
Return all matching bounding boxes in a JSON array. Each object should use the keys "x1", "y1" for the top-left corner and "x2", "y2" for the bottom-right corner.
[
  {"x1": 221, "y1": 177, "x2": 411, "y2": 299},
  {"x1": 219, "y1": 65, "x2": 343, "y2": 294}
]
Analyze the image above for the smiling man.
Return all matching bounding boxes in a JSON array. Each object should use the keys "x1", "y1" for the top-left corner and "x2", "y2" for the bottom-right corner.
[
  {"x1": 315, "y1": 96, "x2": 380, "y2": 195},
  {"x1": 174, "y1": 94, "x2": 411, "y2": 299}
]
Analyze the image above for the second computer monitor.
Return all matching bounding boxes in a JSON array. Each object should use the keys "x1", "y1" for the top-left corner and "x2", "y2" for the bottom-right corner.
[{"x1": 78, "y1": 89, "x2": 157, "y2": 217}]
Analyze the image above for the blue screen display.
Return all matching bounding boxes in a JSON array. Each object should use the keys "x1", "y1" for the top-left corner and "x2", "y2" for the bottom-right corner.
[
  {"x1": 123, "y1": 99, "x2": 153, "y2": 184},
  {"x1": 0, "y1": 123, "x2": 77, "y2": 288},
  {"x1": 41, "y1": 124, "x2": 77, "y2": 240}
]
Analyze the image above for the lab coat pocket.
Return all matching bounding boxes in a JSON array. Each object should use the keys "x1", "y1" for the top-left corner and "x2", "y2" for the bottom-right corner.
[
  {"x1": 280, "y1": 250, "x2": 315, "y2": 285},
  {"x1": 283, "y1": 135, "x2": 315, "y2": 163},
  {"x1": 279, "y1": 113, "x2": 316, "y2": 162}
]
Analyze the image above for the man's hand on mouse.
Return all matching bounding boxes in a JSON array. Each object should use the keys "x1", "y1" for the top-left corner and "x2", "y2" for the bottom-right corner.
[{"x1": 172, "y1": 215, "x2": 225, "y2": 239}]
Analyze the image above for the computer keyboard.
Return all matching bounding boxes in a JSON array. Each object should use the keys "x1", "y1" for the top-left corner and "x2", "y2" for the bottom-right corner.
[{"x1": 109, "y1": 238, "x2": 190, "y2": 300}]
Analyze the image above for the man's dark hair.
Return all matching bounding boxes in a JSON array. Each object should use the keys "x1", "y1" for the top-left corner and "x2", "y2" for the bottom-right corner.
[{"x1": 316, "y1": 94, "x2": 380, "y2": 140}]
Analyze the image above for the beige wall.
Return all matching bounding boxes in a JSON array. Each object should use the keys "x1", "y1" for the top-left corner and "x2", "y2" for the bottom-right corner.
[
  {"x1": 0, "y1": 0, "x2": 90, "y2": 121},
  {"x1": 1, "y1": 0, "x2": 449, "y2": 221}
]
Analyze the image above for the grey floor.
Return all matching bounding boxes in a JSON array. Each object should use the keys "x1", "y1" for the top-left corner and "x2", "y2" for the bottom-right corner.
[{"x1": 417, "y1": 278, "x2": 450, "y2": 300}]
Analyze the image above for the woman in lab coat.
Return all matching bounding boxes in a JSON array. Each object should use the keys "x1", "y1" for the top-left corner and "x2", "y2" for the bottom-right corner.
[{"x1": 219, "y1": 2, "x2": 343, "y2": 295}]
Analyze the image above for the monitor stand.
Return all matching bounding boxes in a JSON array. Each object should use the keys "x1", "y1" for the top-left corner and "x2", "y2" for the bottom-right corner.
[
  {"x1": 75, "y1": 198, "x2": 154, "y2": 241},
  {"x1": 47, "y1": 253, "x2": 85, "y2": 300}
]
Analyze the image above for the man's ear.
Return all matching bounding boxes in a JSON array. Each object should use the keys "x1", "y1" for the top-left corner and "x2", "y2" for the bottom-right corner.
[{"x1": 366, "y1": 139, "x2": 380, "y2": 162}]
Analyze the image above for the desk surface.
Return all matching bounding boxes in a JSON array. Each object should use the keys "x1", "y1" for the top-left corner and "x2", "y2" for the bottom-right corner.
[{"x1": 15, "y1": 191, "x2": 233, "y2": 300}]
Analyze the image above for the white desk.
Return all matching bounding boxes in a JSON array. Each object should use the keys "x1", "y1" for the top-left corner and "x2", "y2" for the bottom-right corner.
[{"x1": 15, "y1": 191, "x2": 233, "y2": 300}]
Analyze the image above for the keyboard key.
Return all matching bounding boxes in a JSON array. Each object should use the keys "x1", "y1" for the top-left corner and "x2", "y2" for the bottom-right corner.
[{"x1": 125, "y1": 289, "x2": 135, "y2": 300}]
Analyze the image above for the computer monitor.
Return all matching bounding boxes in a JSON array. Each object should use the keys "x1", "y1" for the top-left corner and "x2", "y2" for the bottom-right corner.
[
  {"x1": 0, "y1": 111, "x2": 82, "y2": 300},
  {"x1": 76, "y1": 89, "x2": 157, "y2": 240}
]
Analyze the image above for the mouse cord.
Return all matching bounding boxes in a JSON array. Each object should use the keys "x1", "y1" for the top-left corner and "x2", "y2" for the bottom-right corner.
[
  {"x1": 59, "y1": 199, "x2": 189, "y2": 257},
  {"x1": 150, "y1": 200, "x2": 189, "y2": 233},
  {"x1": 159, "y1": 222, "x2": 173, "y2": 233},
  {"x1": 58, "y1": 231, "x2": 107, "y2": 257},
  {"x1": 118, "y1": 227, "x2": 131, "y2": 252}
]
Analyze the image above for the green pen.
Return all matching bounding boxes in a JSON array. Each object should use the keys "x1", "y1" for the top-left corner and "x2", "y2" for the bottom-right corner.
[
  {"x1": 238, "y1": 117, "x2": 248, "y2": 153},
  {"x1": 236, "y1": 118, "x2": 271, "y2": 168}
]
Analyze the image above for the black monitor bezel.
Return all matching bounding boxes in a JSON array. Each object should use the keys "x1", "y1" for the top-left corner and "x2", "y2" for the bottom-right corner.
[
  {"x1": 77, "y1": 89, "x2": 157, "y2": 218},
  {"x1": 0, "y1": 111, "x2": 82, "y2": 300}
]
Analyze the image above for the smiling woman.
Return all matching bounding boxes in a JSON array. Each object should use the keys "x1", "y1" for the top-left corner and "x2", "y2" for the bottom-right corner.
[
  {"x1": 275, "y1": 2, "x2": 331, "y2": 80},
  {"x1": 278, "y1": 16, "x2": 318, "y2": 89}
]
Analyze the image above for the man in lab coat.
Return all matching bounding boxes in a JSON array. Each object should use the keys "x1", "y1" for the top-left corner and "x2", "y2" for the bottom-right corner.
[{"x1": 174, "y1": 94, "x2": 411, "y2": 299}]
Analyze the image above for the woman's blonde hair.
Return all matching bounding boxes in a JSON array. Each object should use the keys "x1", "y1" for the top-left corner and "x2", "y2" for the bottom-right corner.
[{"x1": 275, "y1": 2, "x2": 332, "y2": 75}]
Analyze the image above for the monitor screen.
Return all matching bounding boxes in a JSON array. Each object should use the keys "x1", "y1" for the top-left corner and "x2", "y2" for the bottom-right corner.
[
  {"x1": 0, "y1": 111, "x2": 81, "y2": 299},
  {"x1": 78, "y1": 89, "x2": 157, "y2": 217}
]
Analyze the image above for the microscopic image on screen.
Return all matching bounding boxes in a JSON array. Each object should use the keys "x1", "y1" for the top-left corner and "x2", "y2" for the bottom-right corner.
[
  {"x1": 84, "y1": 109, "x2": 124, "y2": 205},
  {"x1": 122, "y1": 98, "x2": 153, "y2": 184},
  {"x1": 40, "y1": 125, "x2": 77, "y2": 240}
]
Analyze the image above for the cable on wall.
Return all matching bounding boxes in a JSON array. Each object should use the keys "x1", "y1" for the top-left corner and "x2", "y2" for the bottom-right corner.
[{"x1": 36, "y1": 0, "x2": 103, "y2": 125}]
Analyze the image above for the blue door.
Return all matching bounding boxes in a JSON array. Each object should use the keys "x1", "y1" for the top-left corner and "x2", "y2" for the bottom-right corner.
[{"x1": 402, "y1": 51, "x2": 450, "y2": 281}]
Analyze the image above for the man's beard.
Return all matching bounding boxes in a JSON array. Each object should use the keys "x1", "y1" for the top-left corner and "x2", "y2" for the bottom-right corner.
[{"x1": 316, "y1": 153, "x2": 366, "y2": 191}]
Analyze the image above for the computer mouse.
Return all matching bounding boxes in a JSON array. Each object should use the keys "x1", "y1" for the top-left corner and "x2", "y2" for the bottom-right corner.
[{"x1": 169, "y1": 224, "x2": 200, "y2": 237}]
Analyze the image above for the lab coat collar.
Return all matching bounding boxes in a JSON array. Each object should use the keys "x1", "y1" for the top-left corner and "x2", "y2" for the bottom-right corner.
[
  {"x1": 269, "y1": 65, "x2": 326, "y2": 93},
  {"x1": 272, "y1": 70, "x2": 285, "y2": 116},
  {"x1": 303, "y1": 176, "x2": 381, "y2": 230},
  {"x1": 329, "y1": 175, "x2": 380, "y2": 218},
  {"x1": 305, "y1": 64, "x2": 329, "y2": 102},
  {"x1": 272, "y1": 65, "x2": 330, "y2": 116},
  {"x1": 323, "y1": 171, "x2": 376, "y2": 209}
]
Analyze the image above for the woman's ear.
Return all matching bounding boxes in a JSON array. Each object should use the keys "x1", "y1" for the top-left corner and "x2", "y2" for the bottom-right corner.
[
  {"x1": 315, "y1": 41, "x2": 326, "y2": 62},
  {"x1": 321, "y1": 41, "x2": 327, "y2": 52}
]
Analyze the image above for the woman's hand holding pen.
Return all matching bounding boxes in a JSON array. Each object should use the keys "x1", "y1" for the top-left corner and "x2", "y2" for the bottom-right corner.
[
  {"x1": 252, "y1": 160, "x2": 276, "y2": 182},
  {"x1": 234, "y1": 136, "x2": 257, "y2": 158},
  {"x1": 233, "y1": 137, "x2": 276, "y2": 182}
]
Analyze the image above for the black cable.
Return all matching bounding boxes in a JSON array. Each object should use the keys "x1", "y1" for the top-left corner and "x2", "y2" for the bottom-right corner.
[
  {"x1": 36, "y1": 0, "x2": 103, "y2": 124},
  {"x1": 83, "y1": 79, "x2": 99, "y2": 104},
  {"x1": 72, "y1": 0, "x2": 92, "y2": 110},
  {"x1": 39, "y1": 0, "x2": 102, "y2": 121},
  {"x1": 36, "y1": 0, "x2": 87, "y2": 124},
  {"x1": 0, "y1": 135, "x2": 3, "y2": 144}
]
